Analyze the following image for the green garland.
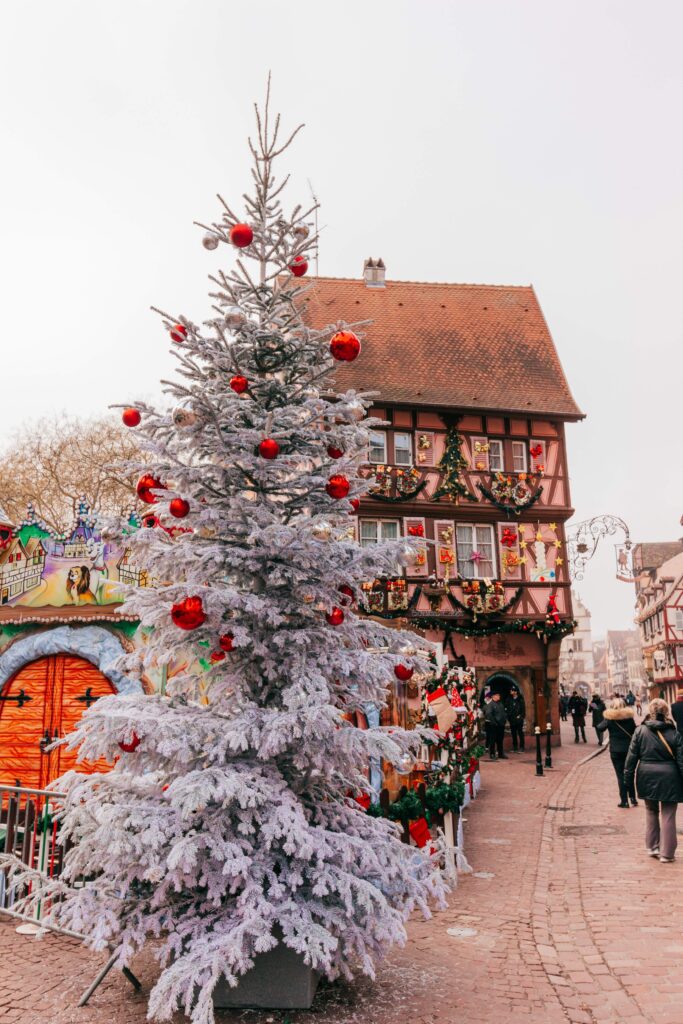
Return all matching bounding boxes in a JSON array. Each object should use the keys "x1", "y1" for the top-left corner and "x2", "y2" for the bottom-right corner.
[
  {"x1": 433, "y1": 422, "x2": 477, "y2": 503},
  {"x1": 478, "y1": 481, "x2": 543, "y2": 517},
  {"x1": 424, "y1": 779, "x2": 465, "y2": 817},
  {"x1": 370, "y1": 480, "x2": 428, "y2": 503},
  {"x1": 451, "y1": 585, "x2": 523, "y2": 619},
  {"x1": 411, "y1": 614, "x2": 576, "y2": 641}
]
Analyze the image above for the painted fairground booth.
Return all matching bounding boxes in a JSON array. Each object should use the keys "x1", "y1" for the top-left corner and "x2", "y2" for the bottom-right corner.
[{"x1": 0, "y1": 500, "x2": 159, "y2": 789}]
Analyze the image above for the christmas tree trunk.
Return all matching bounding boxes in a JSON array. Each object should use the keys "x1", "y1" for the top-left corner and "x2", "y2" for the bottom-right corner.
[{"x1": 31, "y1": 85, "x2": 446, "y2": 1024}]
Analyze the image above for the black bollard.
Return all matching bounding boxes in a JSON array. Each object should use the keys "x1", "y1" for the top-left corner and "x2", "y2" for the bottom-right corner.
[
  {"x1": 545, "y1": 722, "x2": 553, "y2": 768},
  {"x1": 535, "y1": 726, "x2": 544, "y2": 776}
]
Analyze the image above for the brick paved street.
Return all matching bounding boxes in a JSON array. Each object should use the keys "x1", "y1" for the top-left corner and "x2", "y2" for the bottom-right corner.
[{"x1": 1, "y1": 721, "x2": 680, "y2": 1024}]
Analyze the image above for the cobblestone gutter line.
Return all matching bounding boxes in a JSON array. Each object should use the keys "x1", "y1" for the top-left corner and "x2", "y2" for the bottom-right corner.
[{"x1": 530, "y1": 745, "x2": 650, "y2": 1024}]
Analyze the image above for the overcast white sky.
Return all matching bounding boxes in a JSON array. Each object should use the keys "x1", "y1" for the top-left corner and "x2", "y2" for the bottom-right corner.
[{"x1": 1, "y1": 1, "x2": 681, "y2": 635}]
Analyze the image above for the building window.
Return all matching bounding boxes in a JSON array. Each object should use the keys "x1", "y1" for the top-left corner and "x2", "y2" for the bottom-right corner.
[
  {"x1": 359, "y1": 519, "x2": 400, "y2": 547},
  {"x1": 676, "y1": 647, "x2": 683, "y2": 667},
  {"x1": 456, "y1": 524, "x2": 496, "y2": 578},
  {"x1": 675, "y1": 610, "x2": 683, "y2": 631},
  {"x1": 573, "y1": 639, "x2": 583, "y2": 652},
  {"x1": 511, "y1": 441, "x2": 527, "y2": 473},
  {"x1": 488, "y1": 440, "x2": 504, "y2": 471},
  {"x1": 393, "y1": 432, "x2": 413, "y2": 466},
  {"x1": 368, "y1": 431, "x2": 387, "y2": 464}
]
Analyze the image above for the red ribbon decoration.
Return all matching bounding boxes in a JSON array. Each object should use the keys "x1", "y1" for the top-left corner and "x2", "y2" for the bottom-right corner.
[{"x1": 500, "y1": 527, "x2": 518, "y2": 548}]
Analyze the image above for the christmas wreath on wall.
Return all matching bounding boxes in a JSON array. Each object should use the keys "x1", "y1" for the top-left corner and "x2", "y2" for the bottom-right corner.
[{"x1": 478, "y1": 472, "x2": 543, "y2": 516}]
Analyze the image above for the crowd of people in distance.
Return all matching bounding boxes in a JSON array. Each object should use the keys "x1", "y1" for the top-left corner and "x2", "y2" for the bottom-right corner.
[
  {"x1": 483, "y1": 681, "x2": 683, "y2": 864},
  {"x1": 560, "y1": 685, "x2": 683, "y2": 865}
]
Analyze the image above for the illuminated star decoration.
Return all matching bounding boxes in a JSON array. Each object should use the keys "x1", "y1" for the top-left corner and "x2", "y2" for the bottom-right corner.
[
  {"x1": 554, "y1": 540, "x2": 562, "y2": 549},
  {"x1": 549, "y1": 522, "x2": 557, "y2": 531}
]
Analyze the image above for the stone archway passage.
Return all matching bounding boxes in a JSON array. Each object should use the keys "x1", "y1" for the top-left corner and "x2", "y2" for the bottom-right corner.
[{"x1": 0, "y1": 655, "x2": 115, "y2": 789}]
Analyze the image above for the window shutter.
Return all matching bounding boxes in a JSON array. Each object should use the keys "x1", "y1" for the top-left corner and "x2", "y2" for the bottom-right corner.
[
  {"x1": 415, "y1": 431, "x2": 435, "y2": 467},
  {"x1": 470, "y1": 436, "x2": 489, "y2": 472},
  {"x1": 434, "y1": 520, "x2": 456, "y2": 578},
  {"x1": 497, "y1": 522, "x2": 523, "y2": 580},
  {"x1": 402, "y1": 517, "x2": 428, "y2": 576},
  {"x1": 529, "y1": 439, "x2": 547, "y2": 474}
]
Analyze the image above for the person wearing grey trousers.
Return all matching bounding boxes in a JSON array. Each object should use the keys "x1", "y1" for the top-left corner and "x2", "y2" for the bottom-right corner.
[{"x1": 624, "y1": 699, "x2": 683, "y2": 863}]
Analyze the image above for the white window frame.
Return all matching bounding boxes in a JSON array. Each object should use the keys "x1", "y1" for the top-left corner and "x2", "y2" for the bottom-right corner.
[
  {"x1": 368, "y1": 430, "x2": 387, "y2": 464},
  {"x1": 674, "y1": 609, "x2": 683, "y2": 631},
  {"x1": 511, "y1": 441, "x2": 528, "y2": 473},
  {"x1": 393, "y1": 432, "x2": 413, "y2": 467},
  {"x1": 488, "y1": 439, "x2": 504, "y2": 472},
  {"x1": 359, "y1": 518, "x2": 400, "y2": 547},
  {"x1": 455, "y1": 523, "x2": 497, "y2": 579}
]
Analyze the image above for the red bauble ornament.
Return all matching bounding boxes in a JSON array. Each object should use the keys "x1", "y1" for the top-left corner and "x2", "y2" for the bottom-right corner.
[
  {"x1": 339, "y1": 584, "x2": 355, "y2": 604},
  {"x1": 230, "y1": 375, "x2": 249, "y2": 394},
  {"x1": 349, "y1": 498, "x2": 360, "y2": 514},
  {"x1": 142, "y1": 514, "x2": 160, "y2": 529},
  {"x1": 329, "y1": 330, "x2": 361, "y2": 363},
  {"x1": 0, "y1": 527, "x2": 13, "y2": 548},
  {"x1": 210, "y1": 650, "x2": 226, "y2": 663},
  {"x1": 170, "y1": 324, "x2": 187, "y2": 344},
  {"x1": 229, "y1": 223, "x2": 254, "y2": 248},
  {"x1": 118, "y1": 732, "x2": 141, "y2": 753},
  {"x1": 169, "y1": 498, "x2": 190, "y2": 519},
  {"x1": 394, "y1": 664, "x2": 414, "y2": 682},
  {"x1": 259, "y1": 438, "x2": 280, "y2": 460},
  {"x1": 219, "y1": 633, "x2": 234, "y2": 652},
  {"x1": 122, "y1": 408, "x2": 141, "y2": 427},
  {"x1": 289, "y1": 255, "x2": 308, "y2": 277},
  {"x1": 326, "y1": 607, "x2": 345, "y2": 626},
  {"x1": 326, "y1": 475, "x2": 350, "y2": 500},
  {"x1": 171, "y1": 596, "x2": 206, "y2": 631},
  {"x1": 327, "y1": 445, "x2": 344, "y2": 459},
  {"x1": 137, "y1": 474, "x2": 164, "y2": 504}
]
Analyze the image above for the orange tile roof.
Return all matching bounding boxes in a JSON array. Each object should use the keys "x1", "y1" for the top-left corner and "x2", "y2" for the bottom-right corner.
[{"x1": 301, "y1": 277, "x2": 584, "y2": 419}]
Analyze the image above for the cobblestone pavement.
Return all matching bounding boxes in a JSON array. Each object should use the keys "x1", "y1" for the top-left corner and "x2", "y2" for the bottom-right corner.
[{"x1": 1, "y1": 721, "x2": 680, "y2": 1024}]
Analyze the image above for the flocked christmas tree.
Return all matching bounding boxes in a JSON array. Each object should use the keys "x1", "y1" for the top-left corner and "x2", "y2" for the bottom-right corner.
[{"x1": 33, "y1": 86, "x2": 446, "y2": 1023}]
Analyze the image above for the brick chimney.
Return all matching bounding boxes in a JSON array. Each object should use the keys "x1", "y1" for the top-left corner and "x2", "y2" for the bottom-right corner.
[{"x1": 363, "y1": 257, "x2": 386, "y2": 288}]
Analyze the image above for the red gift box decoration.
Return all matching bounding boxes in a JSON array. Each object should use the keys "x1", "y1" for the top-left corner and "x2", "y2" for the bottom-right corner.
[{"x1": 409, "y1": 816, "x2": 431, "y2": 848}]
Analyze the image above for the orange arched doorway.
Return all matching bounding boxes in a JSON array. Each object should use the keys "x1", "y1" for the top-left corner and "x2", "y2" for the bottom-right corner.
[{"x1": 0, "y1": 655, "x2": 115, "y2": 789}]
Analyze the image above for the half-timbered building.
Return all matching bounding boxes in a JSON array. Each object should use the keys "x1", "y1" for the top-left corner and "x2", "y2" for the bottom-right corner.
[
  {"x1": 633, "y1": 541, "x2": 683, "y2": 702},
  {"x1": 304, "y1": 263, "x2": 584, "y2": 740}
]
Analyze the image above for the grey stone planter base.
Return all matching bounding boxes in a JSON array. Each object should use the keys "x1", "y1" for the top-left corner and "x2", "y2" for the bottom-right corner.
[{"x1": 213, "y1": 944, "x2": 320, "y2": 1009}]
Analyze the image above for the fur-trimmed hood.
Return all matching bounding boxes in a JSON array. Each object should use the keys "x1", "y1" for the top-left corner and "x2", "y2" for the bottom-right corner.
[{"x1": 603, "y1": 707, "x2": 635, "y2": 721}]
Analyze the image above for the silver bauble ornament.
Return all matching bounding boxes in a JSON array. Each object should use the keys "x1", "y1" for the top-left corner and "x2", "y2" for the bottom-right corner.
[
  {"x1": 172, "y1": 407, "x2": 199, "y2": 430},
  {"x1": 224, "y1": 307, "x2": 246, "y2": 330},
  {"x1": 347, "y1": 400, "x2": 365, "y2": 422},
  {"x1": 398, "y1": 544, "x2": 418, "y2": 567},
  {"x1": 394, "y1": 752, "x2": 414, "y2": 776},
  {"x1": 312, "y1": 521, "x2": 333, "y2": 541},
  {"x1": 202, "y1": 232, "x2": 220, "y2": 251},
  {"x1": 293, "y1": 223, "x2": 310, "y2": 239}
]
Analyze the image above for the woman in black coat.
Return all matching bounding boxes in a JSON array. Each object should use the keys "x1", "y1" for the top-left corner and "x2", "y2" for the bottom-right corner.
[
  {"x1": 624, "y1": 698, "x2": 683, "y2": 863},
  {"x1": 589, "y1": 694, "x2": 606, "y2": 745},
  {"x1": 596, "y1": 698, "x2": 637, "y2": 806}
]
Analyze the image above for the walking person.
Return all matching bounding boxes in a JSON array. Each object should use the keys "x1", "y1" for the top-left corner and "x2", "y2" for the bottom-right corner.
[
  {"x1": 597, "y1": 697, "x2": 637, "y2": 807},
  {"x1": 589, "y1": 693, "x2": 606, "y2": 745},
  {"x1": 484, "y1": 692, "x2": 508, "y2": 761},
  {"x1": 624, "y1": 698, "x2": 683, "y2": 863},
  {"x1": 559, "y1": 693, "x2": 569, "y2": 722},
  {"x1": 568, "y1": 689, "x2": 588, "y2": 743},
  {"x1": 505, "y1": 687, "x2": 526, "y2": 752},
  {"x1": 671, "y1": 687, "x2": 683, "y2": 734}
]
